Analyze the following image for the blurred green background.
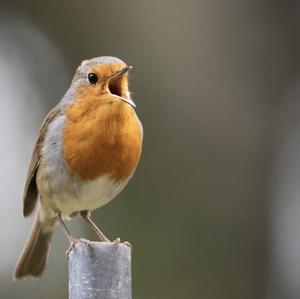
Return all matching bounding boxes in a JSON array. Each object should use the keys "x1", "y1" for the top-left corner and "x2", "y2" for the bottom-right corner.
[{"x1": 1, "y1": 1, "x2": 300, "y2": 298}]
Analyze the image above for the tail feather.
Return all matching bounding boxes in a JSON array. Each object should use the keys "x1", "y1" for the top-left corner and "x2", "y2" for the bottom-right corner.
[{"x1": 14, "y1": 212, "x2": 54, "y2": 279}]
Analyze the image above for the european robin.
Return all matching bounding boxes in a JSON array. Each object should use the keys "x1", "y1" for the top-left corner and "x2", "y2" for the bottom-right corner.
[{"x1": 14, "y1": 56, "x2": 143, "y2": 279}]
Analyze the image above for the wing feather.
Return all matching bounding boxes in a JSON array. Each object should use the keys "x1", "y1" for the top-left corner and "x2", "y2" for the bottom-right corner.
[{"x1": 23, "y1": 106, "x2": 61, "y2": 217}]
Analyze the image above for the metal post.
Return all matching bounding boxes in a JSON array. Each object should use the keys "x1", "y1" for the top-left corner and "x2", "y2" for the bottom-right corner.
[{"x1": 68, "y1": 241, "x2": 131, "y2": 299}]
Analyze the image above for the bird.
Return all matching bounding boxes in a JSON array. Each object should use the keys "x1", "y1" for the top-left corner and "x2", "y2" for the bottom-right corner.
[{"x1": 14, "y1": 56, "x2": 143, "y2": 279}]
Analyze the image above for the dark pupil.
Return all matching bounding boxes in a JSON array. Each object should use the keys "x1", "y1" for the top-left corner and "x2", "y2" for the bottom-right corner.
[{"x1": 88, "y1": 73, "x2": 98, "y2": 84}]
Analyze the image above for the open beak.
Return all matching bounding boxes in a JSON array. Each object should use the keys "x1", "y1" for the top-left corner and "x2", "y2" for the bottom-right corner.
[{"x1": 107, "y1": 66, "x2": 136, "y2": 107}]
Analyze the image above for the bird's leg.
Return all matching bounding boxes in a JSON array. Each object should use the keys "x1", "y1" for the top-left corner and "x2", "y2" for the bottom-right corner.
[
  {"x1": 56, "y1": 214, "x2": 92, "y2": 255},
  {"x1": 80, "y1": 211, "x2": 110, "y2": 242},
  {"x1": 56, "y1": 214, "x2": 74, "y2": 242},
  {"x1": 80, "y1": 211, "x2": 133, "y2": 251}
]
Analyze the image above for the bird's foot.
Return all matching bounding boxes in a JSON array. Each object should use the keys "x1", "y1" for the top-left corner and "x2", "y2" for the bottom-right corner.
[
  {"x1": 66, "y1": 237, "x2": 93, "y2": 256},
  {"x1": 113, "y1": 238, "x2": 133, "y2": 252}
]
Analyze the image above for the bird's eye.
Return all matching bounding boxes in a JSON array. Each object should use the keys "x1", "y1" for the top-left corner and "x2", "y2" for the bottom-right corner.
[{"x1": 88, "y1": 73, "x2": 98, "y2": 85}]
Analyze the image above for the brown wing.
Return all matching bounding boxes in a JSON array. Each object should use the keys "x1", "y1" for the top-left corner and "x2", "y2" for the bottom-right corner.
[{"x1": 23, "y1": 106, "x2": 61, "y2": 217}]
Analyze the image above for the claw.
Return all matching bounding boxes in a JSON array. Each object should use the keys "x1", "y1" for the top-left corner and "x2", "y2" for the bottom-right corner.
[
  {"x1": 66, "y1": 237, "x2": 93, "y2": 256},
  {"x1": 113, "y1": 237, "x2": 121, "y2": 244},
  {"x1": 122, "y1": 241, "x2": 133, "y2": 252},
  {"x1": 113, "y1": 238, "x2": 133, "y2": 252}
]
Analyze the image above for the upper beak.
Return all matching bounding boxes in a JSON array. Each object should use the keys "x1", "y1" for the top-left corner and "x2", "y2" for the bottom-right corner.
[
  {"x1": 108, "y1": 66, "x2": 136, "y2": 108},
  {"x1": 109, "y1": 65, "x2": 132, "y2": 80}
]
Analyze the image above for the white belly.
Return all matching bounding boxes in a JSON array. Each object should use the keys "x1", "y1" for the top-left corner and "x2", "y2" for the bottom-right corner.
[{"x1": 38, "y1": 172, "x2": 129, "y2": 218}]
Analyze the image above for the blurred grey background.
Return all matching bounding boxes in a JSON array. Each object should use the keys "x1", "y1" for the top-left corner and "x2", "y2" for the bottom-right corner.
[{"x1": 1, "y1": 0, "x2": 300, "y2": 298}]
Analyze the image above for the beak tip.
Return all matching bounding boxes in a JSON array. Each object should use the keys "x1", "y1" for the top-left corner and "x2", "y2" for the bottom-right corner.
[
  {"x1": 128, "y1": 98, "x2": 136, "y2": 108},
  {"x1": 129, "y1": 99, "x2": 136, "y2": 107}
]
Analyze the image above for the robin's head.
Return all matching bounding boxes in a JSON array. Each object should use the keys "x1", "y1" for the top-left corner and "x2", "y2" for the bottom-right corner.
[{"x1": 67, "y1": 56, "x2": 135, "y2": 108}]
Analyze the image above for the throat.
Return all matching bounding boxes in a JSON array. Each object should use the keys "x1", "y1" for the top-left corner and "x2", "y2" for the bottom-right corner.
[{"x1": 63, "y1": 103, "x2": 142, "y2": 181}]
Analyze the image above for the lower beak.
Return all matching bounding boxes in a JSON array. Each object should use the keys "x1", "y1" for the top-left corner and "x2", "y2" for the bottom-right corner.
[{"x1": 120, "y1": 97, "x2": 136, "y2": 107}]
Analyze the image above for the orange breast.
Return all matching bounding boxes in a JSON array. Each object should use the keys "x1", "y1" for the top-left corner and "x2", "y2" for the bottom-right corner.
[{"x1": 62, "y1": 90, "x2": 143, "y2": 182}]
